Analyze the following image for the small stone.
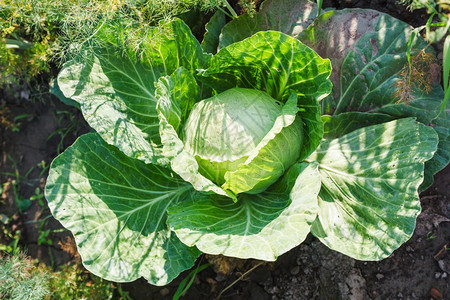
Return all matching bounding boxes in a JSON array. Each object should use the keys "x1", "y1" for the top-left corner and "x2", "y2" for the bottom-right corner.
[
  {"x1": 435, "y1": 272, "x2": 441, "y2": 279},
  {"x1": 406, "y1": 246, "x2": 414, "y2": 252},
  {"x1": 264, "y1": 276, "x2": 273, "y2": 286},
  {"x1": 397, "y1": 292, "x2": 403, "y2": 298},
  {"x1": 441, "y1": 273, "x2": 447, "y2": 279},
  {"x1": 376, "y1": 273, "x2": 384, "y2": 280},
  {"x1": 160, "y1": 288, "x2": 170, "y2": 297},
  {"x1": 430, "y1": 288, "x2": 443, "y2": 300},
  {"x1": 438, "y1": 260, "x2": 450, "y2": 273},
  {"x1": 215, "y1": 273, "x2": 227, "y2": 282},
  {"x1": 267, "y1": 286, "x2": 280, "y2": 294},
  {"x1": 290, "y1": 266, "x2": 300, "y2": 275}
]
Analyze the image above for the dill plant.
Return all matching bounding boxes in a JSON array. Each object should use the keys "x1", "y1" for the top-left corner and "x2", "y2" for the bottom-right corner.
[
  {"x1": 396, "y1": 0, "x2": 449, "y2": 111},
  {"x1": 0, "y1": 250, "x2": 118, "y2": 299},
  {"x1": 0, "y1": 0, "x2": 240, "y2": 94},
  {"x1": 0, "y1": 252, "x2": 51, "y2": 300}
]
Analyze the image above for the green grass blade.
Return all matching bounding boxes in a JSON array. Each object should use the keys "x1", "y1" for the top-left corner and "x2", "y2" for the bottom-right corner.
[
  {"x1": 425, "y1": 12, "x2": 435, "y2": 42},
  {"x1": 173, "y1": 263, "x2": 210, "y2": 300},
  {"x1": 405, "y1": 25, "x2": 425, "y2": 84},
  {"x1": 5, "y1": 38, "x2": 33, "y2": 49},
  {"x1": 317, "y1": 0, "x2": 323, "y2": 17},
  {"x1": 436, "y1": 35, "x2": 450, "y2": 118},
  {"x1": 443, "y1": 35, "x2": 450, "y2": 92}
]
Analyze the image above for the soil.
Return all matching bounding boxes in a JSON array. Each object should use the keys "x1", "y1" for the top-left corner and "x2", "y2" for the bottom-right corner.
[{"x1": 0, "y1": 1, "x2": 449, "y2": 300}]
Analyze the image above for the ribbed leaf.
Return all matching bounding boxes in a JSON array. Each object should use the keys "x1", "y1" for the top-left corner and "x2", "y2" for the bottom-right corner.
[
  {"x1": 219, "y1": 0, "x2": 317, "y2": 49},
  {"x1": 322, "y1": 112, "x2": 394, "y2": 139},
  {"x1": 300, "y1": 9, "x2": 449, "y2": 188},
  {"x1": 201, "y1": 10, "x2": 226, "y2": 54},
  {"x1": 308, "y1": 118, "x2": 438, "y2": 260},
  {"x1": 45, "y1": 133, "x2": 200, "y2": 285},
  {"x1": 299, "y1": 9, "x2": 428, "y2": 114},
  {"x1": 202, "y1": 31, "x2": 331, "y2": 102},
  {"x1": 422, "y1": 110, "x2": 450, "y2": 190},
  {"x1": 296, "y1": 95, "x2": 323, "y2": 160},
  {"x1": 56, "y1": 19, "x2": 206, "y2": 166},
  {"x1": 155, "y1": 67, "x2": 200, "y2": 134},
  {"x1": 167, "y1": 162, "x2": 320, "y2": 261}
]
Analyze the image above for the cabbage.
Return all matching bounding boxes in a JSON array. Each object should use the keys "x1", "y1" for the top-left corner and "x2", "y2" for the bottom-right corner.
[{"x1": 46, "y1": 0, "x2": 447, "y2": 286}]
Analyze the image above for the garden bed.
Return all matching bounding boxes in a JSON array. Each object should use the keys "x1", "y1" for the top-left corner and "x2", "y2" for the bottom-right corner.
[{"x1": 1, "y1": 0, "x2": 449, "y2": 299}]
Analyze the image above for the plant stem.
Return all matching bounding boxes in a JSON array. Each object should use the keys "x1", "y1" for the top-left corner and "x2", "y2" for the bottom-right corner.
[
  {"x1": 217, "y1": 261, "x2": 265, "y2": 299},
  {"x1": 222, "y1": 0, "x2": 238, "y2": 18}
]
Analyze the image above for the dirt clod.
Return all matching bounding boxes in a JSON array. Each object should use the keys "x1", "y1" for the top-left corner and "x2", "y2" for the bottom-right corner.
[{"x1": 430, "y1": 287, "x2": 443, "y2": 300}]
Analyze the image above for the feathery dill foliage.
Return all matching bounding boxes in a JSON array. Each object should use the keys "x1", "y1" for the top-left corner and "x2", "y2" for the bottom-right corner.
[
  {"x1": 57, "y1": 0, "x2": 226, "y2": 62},
  {"x1": 393, "y1": 50, "x2": 440, "y2": 104},
  {"x1": 0, "y1": 252, "x2": 51, "y2": 299},
  {"x1": 237, "y1": 0, "x2": 259, "y2": 14},
  {"x1": 0, "y1": 251, "x2": 117, "y2": 299},
  {"x1": 0, "y1": 0, "x2": 224, "y2": 89},
  {"x1": 393, "y1": 0, "x2": 448, "y2": 107}
]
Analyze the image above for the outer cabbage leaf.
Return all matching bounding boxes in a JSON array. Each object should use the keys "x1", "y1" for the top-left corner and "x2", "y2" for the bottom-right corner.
[
  {"x1": 421, "y1": 109, "x2": 450, "y2": 190},
  {"x1": 56, "y1": 19, "x2": 207, "y2": 166},
  {"x1": 155, "y1": 67, "x2": 200, "y2": 134},
  {"x1": 299, "y1": 8, "x2": 446, "y2": 127},
  {"x1": 299, "y1": 9, "x2": 449, "y2": 189},
  {"x1": 378, "y1": 88, "x2": 449, "y2": 191},
  {"x1": 201, "y1": 10, "x2": 226, "y2": 54},
  {"x1": 219, "y1": 0, "x2": 318, "y2": 49},
  {"x1": 167, "y1": 162, "x2": 320, "y2": 261},
  {"x1": 299, "y1": 9, "x2": 428, "y2": 114},
  {"x1": 202, "y1": 31, "x2": 331, "y2": 102},
  {"x1": 308, "y1": 118, "x2": 438, "y2": 260},
  {"x1": 297, "y1": 95, "x2": 323, "y2": 161},
  {"x1": 322, "y1": 112, "x2": 394, "y2": 139},
  {"x1": 201, "y1": 31, "x2": 331, "y2": 159},
  {"x1": 45, "y1": 133, "x2": 200, "y2": 285},
  {"x1": 51, "y1": 78, "x2": 80, "y2": 109}
]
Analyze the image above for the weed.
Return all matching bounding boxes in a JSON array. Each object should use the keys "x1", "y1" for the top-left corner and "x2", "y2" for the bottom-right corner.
[
  {"x1": 0, "y1": 250, "x2": 125, "y2": 299},
  {"x1": 1, "y1": 155, "x2": 36, "y2": 212},
  {"x1": 397, "y1": 0, "x2": 449, "y2": 114},
  {"x1": 0, "y1": 0, "x2": 230, "y2": 94},
  {"x1": 47, "y1": 109, "x2": 85, "y2": 155},
  {"x1": 1, "y1": 157, "x2": 56, "y2": 258},
  {"x1": 426, "y1": 231, "x2": 437, "y2": 240},
  {"x1": 393, "y1": 49, "x2": 440, "y2": 104},
  {"x1": 0, "y1": 106, "x2": 20, "y2": 132},
  {"x1": 0, "y1": 212, "x2": 21, "y2": 254},
  {"x1": 0, "y1": 251, "x2": 51, "y2": 299},
  {"x1": 173, "y1": 261, "x2": 210, "y2": 300}
]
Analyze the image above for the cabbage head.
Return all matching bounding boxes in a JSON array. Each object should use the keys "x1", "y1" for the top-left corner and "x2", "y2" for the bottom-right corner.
[{"x1": 183, "y1": 88, "x2": 304, "y2": 195}]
